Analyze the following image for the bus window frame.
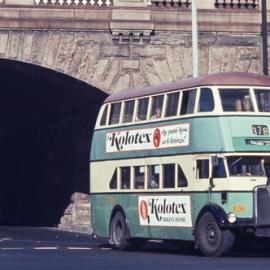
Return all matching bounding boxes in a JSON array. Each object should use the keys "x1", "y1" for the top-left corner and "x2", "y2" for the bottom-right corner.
[
  {"x1": 108, "y1": 101, "x2": 123, "y2": 126},
  {"x1": 149, "y1": 94, "x2": 165, "y2": 121},
  {"x1": 196, "y1": 87, "x2": 215, "y2": 113},
  {"x1": 122, "y1": 99, "x2": 135, "y2": 124},
  {"x1": 180, "y1": 88, "x2": 198, "y2": 116},
  {"x1": 164, "y1": 90, "x2": 181, "y2": 119},
  {"x1": 217, "y1": 87, "x2": 255, "y2": 113},
  {"x1": 99, "y1": 104, "x2": 109, "y2": 127}
]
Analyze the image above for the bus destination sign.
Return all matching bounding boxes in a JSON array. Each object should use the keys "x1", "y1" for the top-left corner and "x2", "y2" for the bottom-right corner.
[{"x1": 106, "y1": 123, "x2": 190, "y2": 153}]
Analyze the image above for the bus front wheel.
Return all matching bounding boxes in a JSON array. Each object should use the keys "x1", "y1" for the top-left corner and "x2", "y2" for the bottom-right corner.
[
  {"x1": 109, "y1": 211, "x2": 130, "y2": 250},
  {"x1": 196, "y1": 212, "x2": 235, "y2": 257}
]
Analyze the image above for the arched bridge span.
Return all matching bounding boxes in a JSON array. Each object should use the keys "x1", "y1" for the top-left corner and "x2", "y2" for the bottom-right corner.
[{"x1": 0, "y1": 58, "x2": 107, "y2": 226}]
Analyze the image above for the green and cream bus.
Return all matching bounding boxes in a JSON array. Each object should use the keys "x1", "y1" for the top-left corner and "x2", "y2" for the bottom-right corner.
[{"x1": 90, "y1": 72, "x2": 270, "y2": 256}]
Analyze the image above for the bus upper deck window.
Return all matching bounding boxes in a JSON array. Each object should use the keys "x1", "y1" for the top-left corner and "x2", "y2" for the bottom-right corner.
[
  {"x1": 255, "y1": 89, "x2": 270, "y2": 112},
  {"x1": 136, "y1": 98, "x2": 149, "y2": 121},
  {"x1": 198, "y1": 88, "x2": 214, "y2": 112},
  {"x1": 219, "y1": 89, "x2": 254, "y2": 112},
  {"x1": 100, "y1": 105, "x2": 108, "y2": 126},
  {"x1": 150, "y1": 95, "x2": 164, "y2": 119},
  {"x1": 123, "y1": 100, "x2": 135, "y2": 123},
  {"x1": 180, "y1": 89, "x2": 197, "y2": 115},
  {"x1": 109, "y1": 102, "x2": 122, "y2": 125},
  {"x1": 165, "y1": 92, "x2": 179, "y2": 117}
]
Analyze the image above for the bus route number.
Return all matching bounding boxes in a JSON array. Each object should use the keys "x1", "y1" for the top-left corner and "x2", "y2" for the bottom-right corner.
[{"x1": 252, "y1": 125, "x2": 269, "y2": 136}]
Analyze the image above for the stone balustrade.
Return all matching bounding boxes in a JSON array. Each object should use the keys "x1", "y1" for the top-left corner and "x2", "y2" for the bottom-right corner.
[
  {"x1": 34, "y1": 0, "x2": 112, "y2": 6},
  {"x1": 149, "y1": 0, "x2": 191, "y2": 7},
  {"x1": 215, "y1": 0, "x2": 259, "y2": 8}
]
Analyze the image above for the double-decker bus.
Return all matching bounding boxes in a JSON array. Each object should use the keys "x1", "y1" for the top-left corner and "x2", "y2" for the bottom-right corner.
[{"x1": 90, "y1": 72, "x2": 270, "y2": 256}]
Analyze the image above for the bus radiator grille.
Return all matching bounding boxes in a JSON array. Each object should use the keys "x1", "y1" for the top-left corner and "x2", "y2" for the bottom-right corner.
[{"x1": 256, "y1": 187, "x2": 270, "y2": 226}]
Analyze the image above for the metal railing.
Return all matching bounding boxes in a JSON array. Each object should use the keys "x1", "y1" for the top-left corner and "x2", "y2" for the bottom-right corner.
[
  {"x1": 34, "y1": 0, "x2": 112, "y2": 6},
  {"x1": 214, "y1": 0, "x2": 259, "y2": 8}
]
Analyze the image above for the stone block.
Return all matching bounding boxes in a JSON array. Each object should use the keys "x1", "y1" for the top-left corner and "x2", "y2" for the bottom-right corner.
[
  {"x1": 121, "y1": 59, "x2": 140, "y2": 70},
  {"x1": 20, "y1": 33, "x2": 35, "y2": 62},
  {"x1": 43, "y1": 32, "x2": 62, "y2": 68},
  {"x1": 0, "y1": 32, "x2": 9, "y2": 56},
  {"x1": 132, "y1": 45, "x2": 166, "y2": 57},
  {"x1": 100, "y1": 44, "x2": 130, "y2": 57},
  {"x1": 31, "y1": 32, "x2": 49, "y2": 65},
  {"x1": 111, "y1": 72, "x2": 131, "y2": 92},
  {"x1": 152, "y1": 58, "x2": 174, "y2": 83},
  {"x1": 7, "y1": 32, "x2": 22, "y2": 59},
  {"x1": 55, "y1": 34, "x2": 76, "y2": 72},
  {"x1": 71, "y1": 192, "x2": 90, "y2": 203},
  {"x1": 216, "y1": 34, "x2": 259, "y2": 47}
]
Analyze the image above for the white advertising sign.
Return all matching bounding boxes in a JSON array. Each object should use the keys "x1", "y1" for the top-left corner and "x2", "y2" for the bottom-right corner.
[
  {"x1": 106, "y1": 123, "x2": 190, "y2": 153},
  {"x1": 138, "y1": 195, "x2": 192, "y2": 227}
]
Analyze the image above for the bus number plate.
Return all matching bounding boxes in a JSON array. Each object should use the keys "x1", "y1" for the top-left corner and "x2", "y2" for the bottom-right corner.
[{"x1": 252, "y1": 125, "x2": 269, "y2": 136}]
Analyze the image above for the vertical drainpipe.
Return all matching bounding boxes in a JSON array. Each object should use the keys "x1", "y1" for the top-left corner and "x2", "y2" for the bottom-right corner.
[
  {"x1": 262, "y1": 0, "x2": 268, "y2": 76},
  {"x1": 192, "y1": 0, "x2": 199, "y2": 78}
]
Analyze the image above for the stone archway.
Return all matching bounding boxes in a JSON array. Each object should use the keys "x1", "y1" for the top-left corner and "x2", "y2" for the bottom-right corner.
[{"x1": 0, "y1": 58, "x2": 107, "y2": 228}]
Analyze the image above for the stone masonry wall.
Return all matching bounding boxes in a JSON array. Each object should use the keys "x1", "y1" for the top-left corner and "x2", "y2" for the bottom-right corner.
[{"x1": 0, "y1": 30, "x2": 263, "y2": 95}]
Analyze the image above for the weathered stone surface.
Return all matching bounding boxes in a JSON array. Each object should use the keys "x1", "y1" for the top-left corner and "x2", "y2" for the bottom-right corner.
[
  {"x1": 102, "y1": 58, "x2": 120, "y2": 90},
  {"x1": 59, "y1": 192, "x2": 92, "y2": 234},
  {"x1": 31, "y1": 32, "x2": 49, "y2": 65},
  {"x1": 142, "y1": 58, "x2": 162, "y2": 86},
  {"x1": 20, "y1": 33, "x2": 35, "y2": 62},
  {"x1": 132, "y1": 45, "x2": 166, "y2": 58},
  {"x1": 121, "y1": 59, "x2": 140, "y2": 70},
  {"x1": 43, "y1": 32, "x2": 62, "y2": 67},
  {"x1": 153, "y1": 58, "x2": 174, "y2": 83},
  {"x1": 0, "y1": 32, "x2": 9, "y2": 57},
  {"x1": 166, "y1": 46, "x2": 185, "y2": 80},
  {"x1": 100, "y1": 44, "x2": 130, "y2": 57},
  {"x1": 7, "y1": 32, "x2": 22, "y2": 59},
  {"x1": 216, "y1": 34, "x2": 260, "y2": 47},
  {"x1": 55, "y1": 34, "x2": 76, "y2": 72},
  {"x1": 112, "y1": 72, "x2": 131, "y2": 92},
  {"x1": 71, "y1": 192, "x2": 90, "y2": 203}
]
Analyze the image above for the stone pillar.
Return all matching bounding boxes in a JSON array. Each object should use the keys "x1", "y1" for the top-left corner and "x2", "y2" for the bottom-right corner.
[{"x1": 110, "y1": 0, "x2": 154, "y2": 43}]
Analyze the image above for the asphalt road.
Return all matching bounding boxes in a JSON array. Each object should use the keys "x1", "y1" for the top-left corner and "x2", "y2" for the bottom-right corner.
[{"x1": 0, "y1": 227, "x2": 270, "y2": 270}]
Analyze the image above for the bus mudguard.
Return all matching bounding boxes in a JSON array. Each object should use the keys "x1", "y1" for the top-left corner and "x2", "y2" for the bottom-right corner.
[{"x1": 196, "y1": 203, "x2": 229, "y2": 229}]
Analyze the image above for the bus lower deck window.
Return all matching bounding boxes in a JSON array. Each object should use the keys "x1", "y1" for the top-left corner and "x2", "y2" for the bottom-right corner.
[
  {"x1": 196, "y1": 160, "x2": 209, "y2": 179},
  {"x1": 147, "y1": 165, "x2": 160, "y2": 189},
  {"x1": 134, "y1": 166, "x2": 145, "y2": 189},
  {"x1": 120, "y1": 167, "x2": 131, "y2": 189},
  {"x1": 163, "y1": 164, "x2": 175, "y2": 188}
]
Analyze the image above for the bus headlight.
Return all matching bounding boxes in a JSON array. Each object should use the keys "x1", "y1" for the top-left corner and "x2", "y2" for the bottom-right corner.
[{"x1": 227, "y1": 212, "x2": 237, "y2": 224}]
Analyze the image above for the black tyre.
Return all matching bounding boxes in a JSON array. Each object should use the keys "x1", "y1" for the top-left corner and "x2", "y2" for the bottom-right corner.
[
  {"x1": 109, "y1": 211, "x2": 130, "y2": 250},
  {"x1": 196, "y1": 212, "x2": 235, "y2": 257}
]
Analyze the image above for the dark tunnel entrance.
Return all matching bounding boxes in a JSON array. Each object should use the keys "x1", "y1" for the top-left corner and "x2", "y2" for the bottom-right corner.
[{"x1": 0, "y1": 59, "x2": 108, "y2": 227}]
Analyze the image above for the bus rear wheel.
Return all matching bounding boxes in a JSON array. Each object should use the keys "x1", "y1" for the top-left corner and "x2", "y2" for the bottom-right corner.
[
  {"x1": 109, "y1": 211, "x2": 130, "y2": 250},
  {"x1": 196, "y1": 212, "x2": 235, "y2": 257}
]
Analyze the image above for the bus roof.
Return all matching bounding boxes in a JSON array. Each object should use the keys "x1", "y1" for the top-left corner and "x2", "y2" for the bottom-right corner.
[{"x1": 105, "y1": 72, "x2": 270, "y2": 103}]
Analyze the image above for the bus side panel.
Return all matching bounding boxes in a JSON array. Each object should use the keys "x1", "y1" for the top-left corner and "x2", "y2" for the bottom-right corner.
[{"x1": 91, "y1": 191, "x2": 254, "y2": 240}]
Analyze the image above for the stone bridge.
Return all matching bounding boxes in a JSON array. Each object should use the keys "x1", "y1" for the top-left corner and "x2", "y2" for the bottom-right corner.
[{"x1": 0, "y1": 0, "x2": 268, "y2": 232}]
